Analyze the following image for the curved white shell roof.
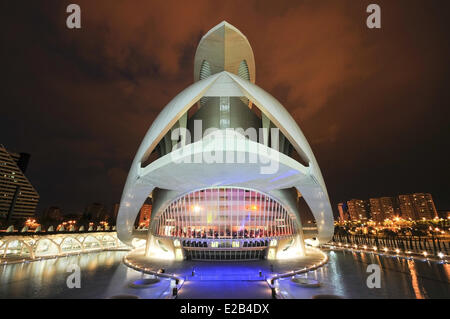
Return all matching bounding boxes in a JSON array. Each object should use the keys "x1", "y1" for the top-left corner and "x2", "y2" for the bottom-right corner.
[{"x1": 117, "y1": 71, "x2": 334, "y2": 245}]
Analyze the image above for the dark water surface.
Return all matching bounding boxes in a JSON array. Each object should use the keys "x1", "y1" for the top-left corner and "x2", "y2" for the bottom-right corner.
[
  {"x1": 0, "y1": 251, "x2": 171, "y2": 299},
  {"x1": 277, "y1": 249, "x2": 449, "y2": 299},
  {"x1": 0, "y1": 249, "x2": 448, "y2": 298}
]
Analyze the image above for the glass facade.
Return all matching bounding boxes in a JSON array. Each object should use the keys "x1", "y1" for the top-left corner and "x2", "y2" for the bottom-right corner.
[{"x1": 152, "y1": 187, "x2": 298, "y2": 240}]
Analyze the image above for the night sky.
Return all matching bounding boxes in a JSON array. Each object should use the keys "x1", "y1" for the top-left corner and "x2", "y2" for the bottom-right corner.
[{"x1": 2, "y1": 1, "x2": 449, "y2": 218}]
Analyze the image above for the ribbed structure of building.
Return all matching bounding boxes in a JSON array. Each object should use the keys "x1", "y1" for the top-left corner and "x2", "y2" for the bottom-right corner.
[{"x1": 0, "y1": 145, "x2": 39, "y2": 223}]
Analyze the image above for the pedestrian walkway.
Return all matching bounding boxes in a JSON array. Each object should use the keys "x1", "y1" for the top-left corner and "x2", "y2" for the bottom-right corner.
[
  {"x1": 125, "y1": 248, "x2": 326, "y2": 298},
  {"x1": 186, "y1": 261, "x2": 268, "y2": 281}
]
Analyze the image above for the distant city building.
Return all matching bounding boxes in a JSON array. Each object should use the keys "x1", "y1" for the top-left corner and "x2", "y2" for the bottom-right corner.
[
  {"x1": 380, "y1": 197, "x2": 395, "y2": 219},
  {"x1": 41, "y1": 206, "x2": 63, "y2": 225},
  {"x1": 342, "y1": 193, "x2": 439, "y2": 222},
  {"x1": 398, "y1": 195, "x2": 415, "y2": 219},
  {"x1": 112, "y1": 203, "x2": 120, "y2": 223},
  {"x1": 347, "y1": 199, "x2": 369, "y2": 220},
  {"x1": 437, "y1": 210, "x2": 450, "y2": 219},
  {"x1": 64, "y1": 213, "x2": 82, "y2": 222},
  {"x1": 0, "y1": 145, "x2": 39, "y2": 224},
  {"x1": 369, "y1": 198, "x2": 383, "y2": 222},
  {"x1": 83, "y1": 203, "x2": 109, "y2": 222},
  {"x1": 8, "y1": 151, "x2": 30, "y2": 174},
  {"x1": 369, "y1": 197, "x2": 395, "y2": 222},
  {"x1": 398, "y1": 193, "x2": 438, "y2": 220},
  {"x1": 337, "y1": 202, "x2": 347, "y2": 222}
]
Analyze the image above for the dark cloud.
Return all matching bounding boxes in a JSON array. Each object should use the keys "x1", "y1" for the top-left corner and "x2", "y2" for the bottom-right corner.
[{"x1": 1, "y1": 0, "x2": 449, "y2": 216}]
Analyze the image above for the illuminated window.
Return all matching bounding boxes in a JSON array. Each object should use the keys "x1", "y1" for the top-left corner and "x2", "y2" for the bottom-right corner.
[
  {"x1": 154, "y1": 187, "x2": 297, "y2": 239},
  {"x1": 211, "y1": 241, "x2": 219, "y2": 248}
]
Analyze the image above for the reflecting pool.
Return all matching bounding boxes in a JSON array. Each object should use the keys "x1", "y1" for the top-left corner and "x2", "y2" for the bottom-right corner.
[
  {"x1": 0, "y1": 249, "x2": 448, "y2": 298},
  {"x1": 0, "y1": 251, "x2": 172, "y2": 299},
  {"x1": 277, "y1": 249, "x2": 449, "y2": 299}
]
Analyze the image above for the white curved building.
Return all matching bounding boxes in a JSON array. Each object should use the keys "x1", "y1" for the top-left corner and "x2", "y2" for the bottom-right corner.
[{"x1": 117, "y1": 21, "x2": 334, "y2": 261}]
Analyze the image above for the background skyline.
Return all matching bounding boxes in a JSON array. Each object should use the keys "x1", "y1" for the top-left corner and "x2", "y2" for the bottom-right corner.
[{"x1": 2, "y1": 0, "x2": 449, "y2": 218}]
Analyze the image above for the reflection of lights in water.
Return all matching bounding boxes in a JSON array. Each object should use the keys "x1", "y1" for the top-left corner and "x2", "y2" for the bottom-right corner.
[
  {"x1": 43, "y1": 260, "x2": 56, "y2": 278},
  {"x1": 55, "y1": 257, "x2": 70, "y2": 273},
  {"x1": 87, "y1": 255, "x2": 99, "y2": 271},
  {"x1": 79, "y1": 255, "x2": 89, "y2": 268},
  {"x1": 1, "y1": 249, "x2": 447, "y2": 299},
  {"x1": 326, "y1": 251, "x2": 346, "y2": 296},
  {"x1": 31, "y1": 259, "x2": 46, "y2": 286},
  {"x1": 98, "y1": 252, "x2": 107, "y2": 265},
  {"x1": 407, "y1": 259, "x2": 425, "y2": 299},
  {"x1": 0, "y1": 251, "x2": 128, "y2": 298},
  {"x1": 443, "y1": 264, "x2": 450, "y2": 281},
  {"x1": 360, "y1": 252, "x2": 367, "y2": 263},
  {"x1": 318, "y1": 266, "x2": 325, "y2": 280},
  {"x1": 104, "y1": 252, "x2": 115, "y2": 266}
]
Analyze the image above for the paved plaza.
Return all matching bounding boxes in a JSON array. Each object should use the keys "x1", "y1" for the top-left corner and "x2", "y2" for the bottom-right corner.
[{"x1": 126, "y1": 248, "x2": 325, "y2": 298}]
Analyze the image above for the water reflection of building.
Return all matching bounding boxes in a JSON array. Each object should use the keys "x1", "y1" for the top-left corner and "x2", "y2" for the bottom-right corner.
[{"x1": 0, "y1": 145, "x2": 39, "y2": 224}]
